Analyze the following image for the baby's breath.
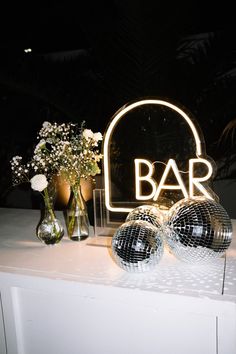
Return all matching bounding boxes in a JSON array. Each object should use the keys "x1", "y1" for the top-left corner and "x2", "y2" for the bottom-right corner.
[{"x1": 10, "y1": 121, "x2": 103, "y2": 190}]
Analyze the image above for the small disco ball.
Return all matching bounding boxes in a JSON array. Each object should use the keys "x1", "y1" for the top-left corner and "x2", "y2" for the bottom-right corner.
[
  {"x1": 126, "y1": 205, "x2": 164, "y2": 228},
  {"x1": 165, "y1": 196, "x2": 232, "y2": 263},
  {"x1": 112, "y1": 220, "x2": 164, "y2": 272}
]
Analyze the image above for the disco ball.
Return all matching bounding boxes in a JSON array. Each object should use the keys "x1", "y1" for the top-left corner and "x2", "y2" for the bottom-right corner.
[
  {"x1": 126, "y1": 205, "x2": 164, "y2": 228},
  {"x1": 112, "y1": 220, "x2": 164, "y2": 272},
  {"x1": 165, "y1": 196, "x2": 232, "y2": 263}
]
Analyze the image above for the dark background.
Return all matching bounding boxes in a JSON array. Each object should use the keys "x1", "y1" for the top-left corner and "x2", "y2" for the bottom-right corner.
[{"x1": 0, "y1": 1, "x2": 236, "y2": 209}]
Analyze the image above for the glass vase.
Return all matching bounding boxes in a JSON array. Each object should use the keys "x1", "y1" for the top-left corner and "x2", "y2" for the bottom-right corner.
[
  {"x1": 36, "y1": 191, "x2": 64, "y2": 245},
  {"x1": 66, "y1": 185, "x2": 89, "y2": 241}
]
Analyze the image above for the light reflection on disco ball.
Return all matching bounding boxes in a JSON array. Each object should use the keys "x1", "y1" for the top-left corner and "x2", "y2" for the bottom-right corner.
[
  {"x1": 165, "y1": 196, "x2": 232, "y2": 263},
  {"x1": 112, "y1": 220, "x2": 164, "y2": 272},
  {"x1": 152, "y1": 197, "x2": 175, "y2": 214},
  {"x1": 126, "y1": 205, "x2": 164, "y2": 228}
]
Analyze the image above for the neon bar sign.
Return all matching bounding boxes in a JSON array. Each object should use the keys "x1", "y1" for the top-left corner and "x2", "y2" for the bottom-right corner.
[
  {"x1": 103, "y1": 99, "x2": 214, "y2": 213},
  {"x1": 134, "y1": 158, "x2": 213, "y2": 201}
]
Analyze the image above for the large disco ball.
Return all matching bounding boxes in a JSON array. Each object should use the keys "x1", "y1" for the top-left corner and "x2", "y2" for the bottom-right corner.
[
  {"x1": 165, "y1": 196, "x2": 232, "y2": 263},
  {"x1": 126, "y1": 205, "x2": 164, "y2": 228},
  {"x1": 112, "y1": 220, "x2": 164, "y2": 272}
]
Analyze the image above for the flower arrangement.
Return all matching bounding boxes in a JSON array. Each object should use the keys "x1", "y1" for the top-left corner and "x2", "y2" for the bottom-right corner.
[
  {"x1": 10, "y1": 120, "x2": 103, "y2": 242},
  {"x1": 10, "y1": 121, "x2": 103, "y2": 198},
  {"x1": 35, "y1": 121, "x2": 103, "y2": 190}
]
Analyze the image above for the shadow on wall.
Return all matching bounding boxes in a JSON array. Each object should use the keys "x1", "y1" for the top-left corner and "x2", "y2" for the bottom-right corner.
[{"x1": 4, "y1": 184, "x2": 41, "y2": 209}]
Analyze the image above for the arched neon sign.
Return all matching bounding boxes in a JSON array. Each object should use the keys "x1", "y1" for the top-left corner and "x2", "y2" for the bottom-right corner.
[{"x1": 103, "y1": 99, "x2": 214, "y2": 213}]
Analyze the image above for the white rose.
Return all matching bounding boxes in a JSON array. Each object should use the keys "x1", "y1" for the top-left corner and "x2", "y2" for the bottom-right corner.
[
  {"x1": 30, "y1": 174, "x2": 48, "y2": 192},
  {"x1": 83, "y1": 129, "x2": 94, "y2": 140},
  {"x1": 93, "y1": 132, "x2": 103, "y2": 142}
]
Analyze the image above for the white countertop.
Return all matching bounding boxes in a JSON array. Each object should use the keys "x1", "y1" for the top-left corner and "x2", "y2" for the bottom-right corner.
[{"x1": 0, "y1": 207, "x2": 235, "y2": 302}]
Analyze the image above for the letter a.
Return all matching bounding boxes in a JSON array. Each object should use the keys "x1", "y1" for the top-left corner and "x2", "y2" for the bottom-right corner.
[{"x1": 153, "y1": 159, "x2": 188, "y2": 201}]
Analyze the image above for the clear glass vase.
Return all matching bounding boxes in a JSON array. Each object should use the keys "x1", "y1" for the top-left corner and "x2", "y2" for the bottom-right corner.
[
  {"x1": 66, "y1": 185, "x2": 89, "y2": 241},
  {"x1": 36, "y1": 189, "x2": 64, "y2": 245},
  {"x1": 36, "y1": 206, "x2": 64, "y2": 245}
]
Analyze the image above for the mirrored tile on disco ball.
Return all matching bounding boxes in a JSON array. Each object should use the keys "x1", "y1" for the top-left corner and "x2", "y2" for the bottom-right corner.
[
  {"x1": 126, "y1": 205, "x2": 164, "y2": 228},
  {"x1": 165, "y1": 196, "x2": 232, "y2": 263},
  {"x1": 112, "y1": 220, "x2": 164, "y2": 272}
]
